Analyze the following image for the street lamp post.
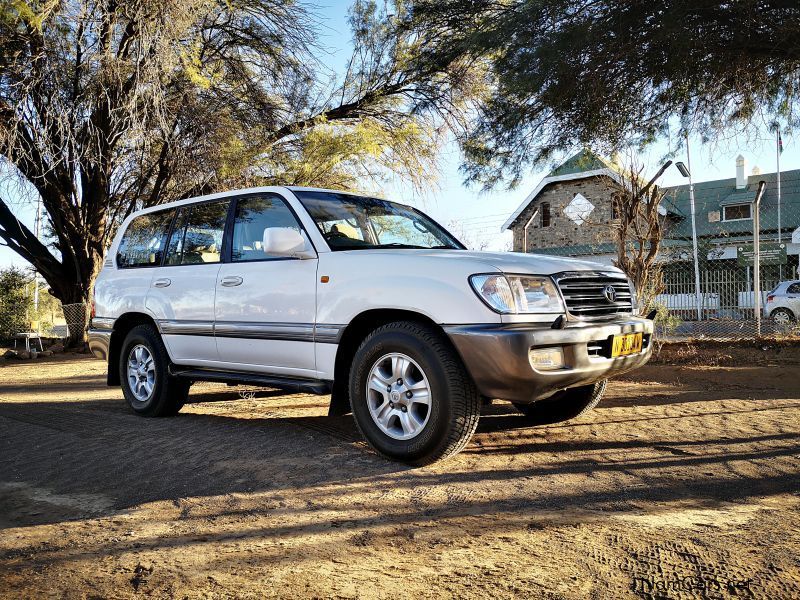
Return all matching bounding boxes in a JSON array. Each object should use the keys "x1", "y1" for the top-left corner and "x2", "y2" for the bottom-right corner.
[
  {"x1": 675, "y1": 154, "x2": 703, "y2": 322},
  {"x1": 753, "y1": 180, "x2": 767, "y2": 336}
]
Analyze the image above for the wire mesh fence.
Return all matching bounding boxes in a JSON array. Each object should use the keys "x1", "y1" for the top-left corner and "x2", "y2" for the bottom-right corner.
[
  {"x1": 60, "y1": 303, "x2": 87, "y2": 340},
  {"x1": 645, "y1": 169, "x2": 800, "y2": 340},
  {"x1": 655, "y1": 258, "x2": 798, "y2": 340}
]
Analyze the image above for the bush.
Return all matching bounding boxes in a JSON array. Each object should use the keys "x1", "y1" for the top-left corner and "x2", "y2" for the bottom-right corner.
[{"x1": 651, "y1": 301, "x2": 681, "y2": 347}]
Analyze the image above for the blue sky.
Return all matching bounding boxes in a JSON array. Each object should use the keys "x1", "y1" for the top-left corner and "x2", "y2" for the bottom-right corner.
[{"x1": 2, "y1": 0, "x2": 798, "y2": 268}]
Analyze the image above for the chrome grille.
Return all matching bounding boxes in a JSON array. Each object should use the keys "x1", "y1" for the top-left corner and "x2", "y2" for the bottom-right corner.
[{"x1": 555, "y1": 272, "x2": 633, "y2": 319}]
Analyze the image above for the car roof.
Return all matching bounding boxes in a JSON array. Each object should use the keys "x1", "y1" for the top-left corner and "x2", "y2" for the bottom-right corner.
[{"x1": 127, "y1": 186, "x2": 396, "y2": 218}]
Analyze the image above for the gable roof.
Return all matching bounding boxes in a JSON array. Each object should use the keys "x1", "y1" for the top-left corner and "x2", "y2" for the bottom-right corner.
[
  {"x1": 549, "y1": 149, "x2": 617, "y2": 176},
  {"x1": 501, "y1": 150, "x2": 620, "y2": 231}
]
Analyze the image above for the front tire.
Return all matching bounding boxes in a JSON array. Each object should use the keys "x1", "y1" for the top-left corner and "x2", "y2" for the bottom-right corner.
[
  {"x1": 119, "y1": 324, "x2": 189, "y2": 417},
  {"x1": 513, "y1": 380, "x2": 607, "y2": 425},
  {"x1": 349, "y1": 321, "x2": 480, "y2": 465}
]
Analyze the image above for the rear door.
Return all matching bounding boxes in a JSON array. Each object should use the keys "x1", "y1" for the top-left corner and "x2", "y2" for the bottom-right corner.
[
  {"x1": 145, "y1": 200, "x2": 229, "y2": 364},
  {"x1": 214, "y1": 192, "x2": 318, "y2": 377}
]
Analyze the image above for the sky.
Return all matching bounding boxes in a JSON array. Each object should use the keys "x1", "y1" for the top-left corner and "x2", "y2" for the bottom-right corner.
[{"x1": 2, "y1": 0, "x2": 799, "y2": 269}]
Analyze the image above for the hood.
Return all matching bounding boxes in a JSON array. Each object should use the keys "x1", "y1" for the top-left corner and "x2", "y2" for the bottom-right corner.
[{"x1": 402, "y1": 249, "x2": 622, "y2": 276}]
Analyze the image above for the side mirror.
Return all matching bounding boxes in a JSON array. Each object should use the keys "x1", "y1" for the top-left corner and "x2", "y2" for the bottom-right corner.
[{"x1": 262, "y1": 227, "x2": 314, "y2": 258}]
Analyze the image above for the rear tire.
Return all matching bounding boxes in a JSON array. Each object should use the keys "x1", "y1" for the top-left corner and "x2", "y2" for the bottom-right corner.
[
  {"x1": 513, "y1": 380, "x2": 607, "y2": 425},
  {"x1": 771, "y1": 308, "x2": 795, "y2": 330},
  {"x1": 349, "y1": 321, "x2": 480, "y2": 466},
  {"x1": 119, "y1": 324, "x2": 189, "y2": 417}
]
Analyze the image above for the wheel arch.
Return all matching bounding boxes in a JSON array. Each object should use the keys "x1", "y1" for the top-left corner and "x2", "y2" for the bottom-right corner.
[
  {"x1": 107, "y1": 312, "x2": 162, "y2": 386},
  {"x1": 328, "y1": 308, "x2": 447, "y2": 416}
]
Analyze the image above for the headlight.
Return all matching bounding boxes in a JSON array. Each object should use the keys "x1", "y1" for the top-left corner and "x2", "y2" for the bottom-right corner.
[{"x1": 469, "y1": 274, "x2": 564, "y2": 314}]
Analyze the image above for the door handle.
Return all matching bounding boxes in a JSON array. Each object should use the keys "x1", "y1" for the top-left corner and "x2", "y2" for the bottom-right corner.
[
  {"x1": 153, "y1": 278, "x2": 171, "y2": 288},
  {"x1": 220, "y1": 276, "x2": 243, "y2": 287}
]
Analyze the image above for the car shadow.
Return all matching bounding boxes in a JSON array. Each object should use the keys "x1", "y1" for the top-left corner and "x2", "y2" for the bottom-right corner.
[{"x1": 2, "y1": 389, "x2": 799, "y2": 530}]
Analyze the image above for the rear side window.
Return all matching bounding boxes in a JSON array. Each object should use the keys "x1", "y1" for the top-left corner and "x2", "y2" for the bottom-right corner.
[
  {"x1": 231, "y1": 195, "x2": 303, "y2": 262},
  {"x1": 116, "y1": 209, "x2": 175, "y2": 268},
  {"x1": 164, "y1": 201, "x2": 228, "y2": 265},
  {"x1": 787, "y1": 283, "x2": 800, "y2": 294}
]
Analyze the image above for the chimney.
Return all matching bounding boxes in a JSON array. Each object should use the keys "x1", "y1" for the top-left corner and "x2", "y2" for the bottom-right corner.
[{"x1": 736, "y1": 155, "x2": 747, "y2": 189}]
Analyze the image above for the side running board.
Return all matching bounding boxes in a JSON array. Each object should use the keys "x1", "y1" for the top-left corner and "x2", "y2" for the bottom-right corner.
[{"x1": 169, "y1": 367, "x2": 332, "y2": 395}]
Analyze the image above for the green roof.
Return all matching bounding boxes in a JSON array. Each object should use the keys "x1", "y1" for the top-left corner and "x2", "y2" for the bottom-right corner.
[
  {"x1": 549, "y1": 149, "x2": 616, "y2": 177},
  {"x1": 662, "y1": 169, "x2": 800, "y2": 240}
]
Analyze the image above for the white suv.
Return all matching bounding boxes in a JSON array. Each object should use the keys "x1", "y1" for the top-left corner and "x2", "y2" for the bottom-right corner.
[{"x1": 89, "y1": 187, "x2": 653, "y2": 464}]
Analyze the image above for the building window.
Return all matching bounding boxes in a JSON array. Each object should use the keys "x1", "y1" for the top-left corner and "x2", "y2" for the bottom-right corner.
[
  {"x1": 722, "y1": 204, "x2": 751, "y2": 221},
  {"x1": 541, "y1": 202, "x2": 551, "y2": 227}
]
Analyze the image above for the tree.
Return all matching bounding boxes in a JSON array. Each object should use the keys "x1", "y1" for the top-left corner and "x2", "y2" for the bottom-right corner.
[
  {"x1": 609, "y1": 160, "x2": 672, "y2": 312},
  {"x1": 409, "y1": 0, "x2": 800, "y2": 187},
  {"x1": 0, "y1": 0, "x2": 480, "y2": 344},
  {"x1": 0, "y1": 266, "x2": 30, "y2": 340}
]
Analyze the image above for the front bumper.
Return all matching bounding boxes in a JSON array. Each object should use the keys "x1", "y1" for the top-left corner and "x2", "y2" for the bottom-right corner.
[{"x1": 444, "y1": 316, "x2": 654, "y2": 403}]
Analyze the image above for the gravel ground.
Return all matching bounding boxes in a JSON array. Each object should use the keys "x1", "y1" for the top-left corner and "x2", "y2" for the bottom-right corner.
[{"x1": 1, "y1": 343, "x2": 799, "y2": 599}]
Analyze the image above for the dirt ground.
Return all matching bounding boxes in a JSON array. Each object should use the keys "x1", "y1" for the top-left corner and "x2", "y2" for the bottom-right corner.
[{"x1": 1, "y1": 342, "x2": 799, "y2": 599}]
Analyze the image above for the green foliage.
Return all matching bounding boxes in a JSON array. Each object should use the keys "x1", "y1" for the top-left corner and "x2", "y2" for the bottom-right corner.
[
  {"x1": 0, "y1": 266, "x2": 30, "y2": 339},
  {"x1": 0, "y1": 267, "x2": 61, "y2": 339},
  {"x1": 409, "y1": 0, "x2": 800, "y2": 188},
  {"x1": 651, "y1": 301, "x2": 682, "y2": 346},
  {"x1": 0, "y1": 0, "x2": 482, "y2": 344}
]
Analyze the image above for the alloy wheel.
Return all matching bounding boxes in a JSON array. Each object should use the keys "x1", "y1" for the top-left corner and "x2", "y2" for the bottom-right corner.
[
  {"x1": 366, "y1": 352, "x2": 432, "y2": 440},
  {"x1": 127, "y1": 344, "x2": 156, "y2": 402}
]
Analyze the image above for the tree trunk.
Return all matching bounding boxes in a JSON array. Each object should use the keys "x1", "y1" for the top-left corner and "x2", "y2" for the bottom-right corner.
[{"x1": 47, "y1": 250, "x2": 103, "y2": 350}]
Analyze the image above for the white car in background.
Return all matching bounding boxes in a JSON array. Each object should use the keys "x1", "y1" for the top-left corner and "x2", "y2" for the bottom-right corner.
[
  {"x1": 89, "y1": 187, "x2": 654, "y2": 464},
  {"x1": 765, "y1": 281, "x2": 800, "y2": 326}
]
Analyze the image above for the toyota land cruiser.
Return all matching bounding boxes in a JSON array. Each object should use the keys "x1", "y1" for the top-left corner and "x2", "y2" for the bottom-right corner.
[{"x1": 89, "y1": 187, "x2": 653, "y2": 464}]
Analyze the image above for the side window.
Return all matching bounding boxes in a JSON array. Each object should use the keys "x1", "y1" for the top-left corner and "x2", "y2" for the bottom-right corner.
[
  {"x1": 231, "y1": 195, "x2": 303, "y2": 262},
  {"x1": 164, "y1": 201, "x2": 228, "y2": 265},
  {"x1": 787, "y1": 283, "x2": 800, "y2": 294},
  {"x1": 541, "y1": 202, "x2": 551, "y2": 227},
  {"x1": 116, "y1": 209, "x2": 175, "y2": 268}
]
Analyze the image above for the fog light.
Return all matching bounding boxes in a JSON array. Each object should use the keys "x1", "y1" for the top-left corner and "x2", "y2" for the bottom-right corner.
[{"x1": 528, "y1": 347, "x2": 565, "y2": 371}]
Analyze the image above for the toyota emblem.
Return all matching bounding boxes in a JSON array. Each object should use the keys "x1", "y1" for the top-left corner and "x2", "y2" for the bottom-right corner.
[{"x1": 602, "y1": 284, "x2": 617, "y2": 303}]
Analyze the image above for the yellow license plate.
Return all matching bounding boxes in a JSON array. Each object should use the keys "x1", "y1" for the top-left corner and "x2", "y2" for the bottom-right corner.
[{"x1": 611, "y1": 333, "x2": 643, "y2": 357}]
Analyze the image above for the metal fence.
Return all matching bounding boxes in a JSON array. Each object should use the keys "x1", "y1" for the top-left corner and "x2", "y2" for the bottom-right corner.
[{"x1": 655, "y1": 260, "x2": 796, "y2": 339}]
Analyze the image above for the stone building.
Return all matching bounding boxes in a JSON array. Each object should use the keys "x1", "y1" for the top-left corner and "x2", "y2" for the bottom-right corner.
[{"x1": 503, "y1": 150, "x2": 622, "y2": 259}]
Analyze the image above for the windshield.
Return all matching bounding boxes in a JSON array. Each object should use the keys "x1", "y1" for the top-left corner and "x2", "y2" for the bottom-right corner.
[{"x1": 294, "y1": 191, "x2": 465, "y2": 251}]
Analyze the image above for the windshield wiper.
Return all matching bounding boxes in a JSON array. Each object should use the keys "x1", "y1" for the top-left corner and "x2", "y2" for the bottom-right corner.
[{"x1": 372, "y1": 243, "x2": 428, "y2": 249}]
